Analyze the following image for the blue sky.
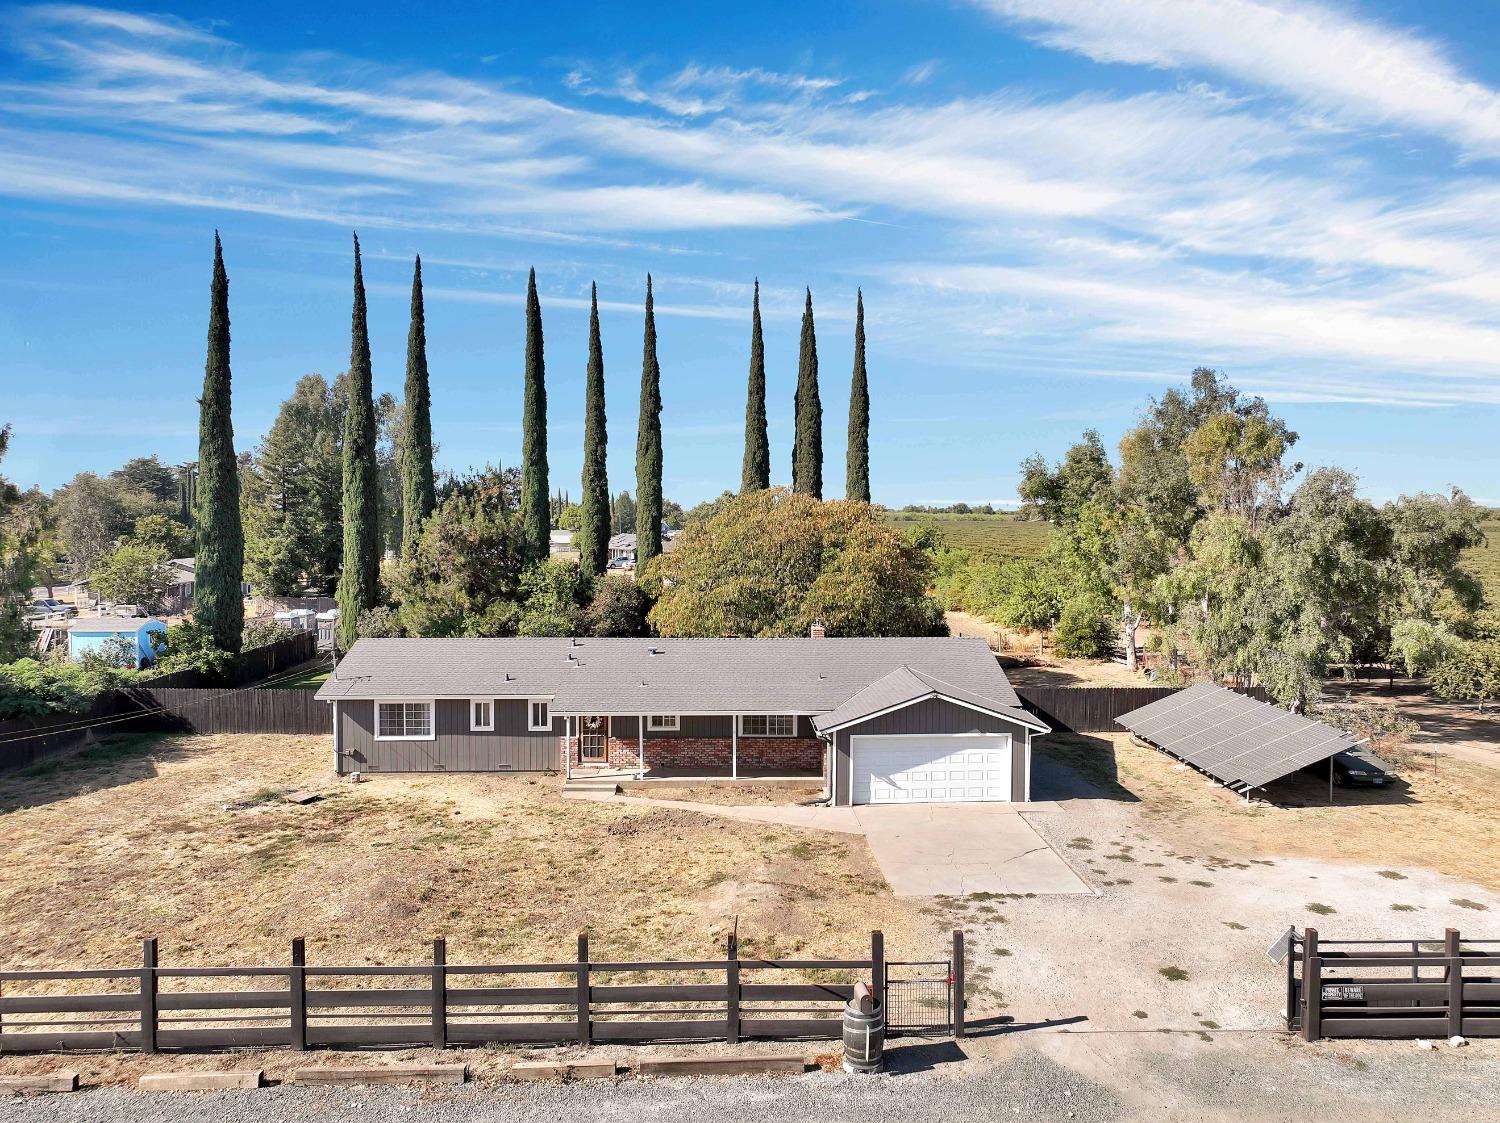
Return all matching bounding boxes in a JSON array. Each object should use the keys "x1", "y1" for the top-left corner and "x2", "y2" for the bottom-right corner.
[{"x1": 3, "y1": 1, "x2": 1499, "y2": 506}]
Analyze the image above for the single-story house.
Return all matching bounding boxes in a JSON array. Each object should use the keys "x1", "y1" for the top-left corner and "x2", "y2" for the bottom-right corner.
[
  {"x1": 68, "y1": 616, "x2": 167, "y2": 668},
  {"x1": 606, "y1": 531, "x2": 680, "y2": 567},
  {"x1": 548, "y1": 530, "x2": 578, "y2": 558},
  {"x1": 314, "y1": 635, "x2": 1050, "y2": 805},
  {"x1": 165, "y1": 558, "x2": 253, "y2": 606}
]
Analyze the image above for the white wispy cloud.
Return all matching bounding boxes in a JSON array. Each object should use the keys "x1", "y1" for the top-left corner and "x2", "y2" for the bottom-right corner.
[
  {"x1": 970, "y1": 0, "x2": 1500, "y2": 154},
  {"x1": 2, "y1": 3, "x2": 1499, "y2": 410}
]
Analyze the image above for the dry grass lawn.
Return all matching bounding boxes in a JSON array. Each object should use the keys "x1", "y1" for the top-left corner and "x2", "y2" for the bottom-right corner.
[
  {"x1": 633, "y1": 781, "x2": 826, "y2": 806},
  {"x1": 1039, "y1": 732, "x2": 1500, "y2": 891},
  {"x1": 0, "y1": 733, "x2": 925, "y2": 971}
]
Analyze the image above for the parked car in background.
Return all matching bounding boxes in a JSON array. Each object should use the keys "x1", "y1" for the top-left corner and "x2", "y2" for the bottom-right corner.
[
  {"x1": 1303, "y1": 745, "x2": 1395, "y2": 787},
  {"x1": 29, "y1": 598, "x2": 76, "y2": 618}
]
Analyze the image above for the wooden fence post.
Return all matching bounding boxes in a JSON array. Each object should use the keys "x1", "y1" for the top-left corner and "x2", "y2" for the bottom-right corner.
[
  {"x1": 1284, "y1": 930, "x2": 1299, "y2": 1030},
  {"x1": 725, "y1": 928, "x2": 740, "y2": 1045},
  {"x1": 431, "y1": 938, "x2": 447, "y2": 1050},
  {"x1": 290, "y1": 938, "x2": 307, "y2": 1051},
  {"x1": 871, "y1": 930, "x2": 885, "y2": 1005},
  {"x1": 576, "y1": 932, "x2": 590, "y2": 1047},
  {"x1": 1302, "y1": 928, "x2": 1321, "y2": 1042},
  {"x1": 952, "y1": 929, "x2": 965, "y2": 1039},
  {"x1": 140, "y1": 938, "x2": 158, "y2": 1055},
  {"x1": 1446, "y1": 928, "x2": 1463, "y2": 1040}
]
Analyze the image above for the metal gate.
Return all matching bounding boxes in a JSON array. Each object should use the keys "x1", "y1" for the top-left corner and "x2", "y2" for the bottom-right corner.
[{"x1": 884, "y1": 959, "x2": 953, "y2": 1036}]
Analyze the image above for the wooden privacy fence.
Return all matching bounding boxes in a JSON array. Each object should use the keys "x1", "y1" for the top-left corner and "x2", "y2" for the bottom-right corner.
[
  {"x1": 0, "y1": 930, "x2": 964, "y2": 1054},
  {"x1": 145, "y1": 631, "x2": 318, "y2": 689},
  {"x1": 1285, "y1": 928, "x2": 1500, "y2": 1041},
  {"x1": 1016, "y1": 685, "x2": 1268, "y2": 733},
  {"x1": 119, "y1": 686, "x2": 331, "y2": 736}
]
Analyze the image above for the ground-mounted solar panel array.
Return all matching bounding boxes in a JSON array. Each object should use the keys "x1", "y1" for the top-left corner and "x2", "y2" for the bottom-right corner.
[{"x1": 1115, "y1": 683, "x2": 1359, "y2": 793}]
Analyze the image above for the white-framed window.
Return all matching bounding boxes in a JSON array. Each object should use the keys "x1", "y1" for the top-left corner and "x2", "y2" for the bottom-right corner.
[
  {"x1": 528, "y1": 699, "x2": 552, "y2": 731},
  {"x1": 376, "y1": 700, "x2": 434, "y2": 741},
  {"x1": 739, "y1": 714, "x2": 796, "y2": 737},
  {"x1": 646, "y1": 715, "x2": 680, "y2": 731},
  {"x1": 470, "y1": 699, "x2": 494, "y2": 732}
]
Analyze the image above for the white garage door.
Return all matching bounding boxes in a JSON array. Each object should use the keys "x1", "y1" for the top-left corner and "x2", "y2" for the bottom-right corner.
[{"x1": 850, "y1": 735, "x2": 1013, "y2": 804}]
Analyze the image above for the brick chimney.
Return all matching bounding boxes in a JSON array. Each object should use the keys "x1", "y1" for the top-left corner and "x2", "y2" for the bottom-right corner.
[{"x1": 809, "y1": 620, "x2": 825, "y2": 638}]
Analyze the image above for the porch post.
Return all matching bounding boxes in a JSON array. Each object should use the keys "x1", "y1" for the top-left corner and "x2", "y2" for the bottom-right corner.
[
  {"x1": 638, "y1": 715, "x2": 645, "y2": 780},
  {"x1": 565, "y1": 716, "x2": 573, "y2": 780},
  {"x1": 731, "y1": 716, "x2": 738, "y2": 779}
]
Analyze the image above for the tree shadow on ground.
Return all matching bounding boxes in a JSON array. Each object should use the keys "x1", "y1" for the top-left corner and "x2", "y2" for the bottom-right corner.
[
  {"x1": 1031, "y1": 734, "x2": 1140, "y2": 804},
  {"x1": 0, "y1": 733, "x2": 187, "y2": 815}
]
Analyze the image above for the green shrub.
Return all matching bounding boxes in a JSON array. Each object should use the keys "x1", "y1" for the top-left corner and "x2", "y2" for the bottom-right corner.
[
  {"x1": 149, "y1": 619, "x2": 235, "y2": 679},
  {"x1": 0, "y1": 658, "x2": 135, "y2": 719},
  {"x1": 1055, "y1": 592, "x2": 1115, "y2": 658}
]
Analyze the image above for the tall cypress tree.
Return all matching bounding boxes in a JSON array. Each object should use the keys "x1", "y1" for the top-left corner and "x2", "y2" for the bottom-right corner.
[
  {"x1": 741, "y1": 278, "x2": 770, "y2": 492},
  {"x1": 195, "y1": 232, "x2": 244, "y2": 656},
  {"x1": 634, "y1": 275, "x2": 664, "y2": 568},
  {"x1": 400, "y1": 255, "x2": 436, "y2": 555},
  {"x1": 791, "y1": 287, "x2": 822, "y2": 498},
  {"x1": 520, "y1": 268, "x2": 550, "y2": 565},
  {"x1": 579, "y1": 282, "x2": 610, "y2": 577},
  {"x1": 337, "y1": 233, "x2": 380, "y2": 651},
  {"x1": 846, "y1": 288, "x2": 871, "y2": 503}
]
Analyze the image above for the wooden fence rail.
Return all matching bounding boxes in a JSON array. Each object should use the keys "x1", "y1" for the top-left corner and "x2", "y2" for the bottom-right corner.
[
  {"x1": 0, "y1": 931, "x2": 934, "y2": 1054},
  {"x1": 1016, "y1": 685, "x2": 1267, "y2": 733},
  {"x1": 1286, "y1": 928, "x2": 1500, "y2": 1041}
]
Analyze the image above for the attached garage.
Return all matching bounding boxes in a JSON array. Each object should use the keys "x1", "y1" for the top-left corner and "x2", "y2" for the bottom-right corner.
[
  {"x1": 816, "y1": 667, "x2": 1050, "y2": 806},
  {"x1": 850, "y1": 735, "x2": 1013, "y2": 804}
]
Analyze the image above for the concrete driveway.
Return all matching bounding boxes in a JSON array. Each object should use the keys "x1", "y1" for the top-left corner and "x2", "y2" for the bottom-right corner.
[{"x1": 591, "y1": 793, "x2": 1091, "y2": 897}]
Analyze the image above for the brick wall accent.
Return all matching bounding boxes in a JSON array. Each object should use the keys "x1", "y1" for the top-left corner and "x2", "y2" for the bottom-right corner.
[{"x1": 560, "y1": 735, "x2": 823, "y2": 773}]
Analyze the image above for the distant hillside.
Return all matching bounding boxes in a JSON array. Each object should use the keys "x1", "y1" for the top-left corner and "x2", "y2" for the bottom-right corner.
[{"x1": 880, "y1": 511, "x2": 1051, "y2": 560}]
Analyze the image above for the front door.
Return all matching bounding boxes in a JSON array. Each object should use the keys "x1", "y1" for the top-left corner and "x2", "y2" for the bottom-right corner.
[{"x1": 580, "y1": 716, "x2": 609, "y2": 763}]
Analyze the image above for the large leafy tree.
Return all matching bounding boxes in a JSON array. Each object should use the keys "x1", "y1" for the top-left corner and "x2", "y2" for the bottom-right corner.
[
  {"x1": 791, "y1": 288, "x2": 822, "y2": 498},
  {"x1": 579, "y1": 283, "x2": 611, "y2": 577},
  {"x1": 741, "y1": 279, "x2": 770, "y2": 492},
  {"x1": 645, "y1": 488, "x2": 945, "y2": 638},
  {"x1": 194, "y1": 233, "x2": 244, "y2": 656},
  {"x1": 0, "y1": 426, "x2": 37, "y2": 659},
  {"x1": 401, "y1": 255, "x2": 436, "y2": 556},
  {"x1": 394, "y1": 466, "x2": 526, "y2": 637},
  {"x1": 581, "y1": 575, "x2": 651, "y2": 637},
  {"x1": 241, "y1": 374, "x2": 343, "y2": 594},
  {"x1": 612, "y1": 489, "x2": 636, "y2": 534},
  {"x1": 88, "y1": 541, "x2": 172, "y2": 609},
  {"x1": 520, "y1": 268, "x2": 550, "y2": 565},
  {"x1": 517, "y1": 559, "x2": 592, "y2": 637},
  {"x1": 635, "y1": 276, "x2": 664, "y2": 566},
  {"x1": 845, "y1": 289, "x2": 870, "y2": 503},
  {"x1": 53, "y1": 471, "x2": 127, "y2": 577},
  {"x1": 337, "y1": 234, "x2": 381, "y2": 651}
]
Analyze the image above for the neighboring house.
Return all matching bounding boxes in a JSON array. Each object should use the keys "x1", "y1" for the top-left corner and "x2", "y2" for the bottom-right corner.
[
  {"x1": 165, "y1": 558, "x2": 253, "y2": 606},
  {"x1": 548, "y1": 530, "x2": 578, "y2": 559},
  {"x1": 605, "y1": 530, "x2": 680, "y2": 568},
  {"x1": 67, "y1": 616, "x2": 167, "y2": 669},
  {"x1": 315, "y1": 635, "x2": 1050, "y2": 805}
]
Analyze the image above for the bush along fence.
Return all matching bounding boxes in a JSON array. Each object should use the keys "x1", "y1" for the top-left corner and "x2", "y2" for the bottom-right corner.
[
  {"x1": 0, "y1": 930, "x2": 965, "y2": 1054},
  {"x1": 1285, "y1": 928, "x2": 1500, "y2": 1041},
  {"x1": 1016, "y1": 685, "x2": 1268, "y2": 733},
  {"x1": 146, "y1": 631, "x2": 318, "y2": 689}
]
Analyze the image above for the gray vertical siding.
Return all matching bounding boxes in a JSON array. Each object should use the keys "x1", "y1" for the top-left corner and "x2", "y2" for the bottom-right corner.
[
  {"x1": 831, "y1": 697, "x2": 1033, "y2": 805},
  {"x1": 337, "y1": 698, "x2": 560, "y2": 773}
]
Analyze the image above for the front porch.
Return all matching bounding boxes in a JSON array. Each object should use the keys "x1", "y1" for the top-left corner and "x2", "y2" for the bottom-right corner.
[{"x1": 558, "y1": 712, "x2": 827, "y2": 780}]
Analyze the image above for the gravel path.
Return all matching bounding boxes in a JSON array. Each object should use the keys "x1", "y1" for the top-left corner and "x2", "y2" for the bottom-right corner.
[{"x1": 4, "y1": 1037, "x2": 1498, "y2": 1123}]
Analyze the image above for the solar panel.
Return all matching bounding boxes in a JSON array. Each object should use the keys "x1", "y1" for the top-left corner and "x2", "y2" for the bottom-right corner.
[{"x1": 1116, "y1": 685, "x2": 1359, "y2": 792}]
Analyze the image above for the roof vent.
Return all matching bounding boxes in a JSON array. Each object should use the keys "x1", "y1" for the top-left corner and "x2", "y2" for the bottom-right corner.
[
  {"x1": 567, "y1": 652, "x2": 576, "y2": 662},
  {"x1": 504, "y1": 673, "x2": 514, "y2": 682},
  {"x1": 648, "y1": 647, "x2": 663, "y2": 656}
]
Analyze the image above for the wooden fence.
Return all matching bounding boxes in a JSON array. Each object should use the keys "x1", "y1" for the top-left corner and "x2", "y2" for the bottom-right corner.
[
  {"x1": 145, "y1": 631, "x2": 318, "y2": 688},
  {"x1": 118, "y1": 686, "x2": 331, "y2": 736},
  {"x1": 1015, "y1": 685, "x2": 1268, "y2": 732},
  {"x1": 0, "y1": 931, "x2": 942, "y2": 1054},
  {"x1": 0, "y1": 695, "x2": 125, "y2": 774},
  {"x1": 1286, "y1": 928, "x2": 1500, "y2": 1040}
]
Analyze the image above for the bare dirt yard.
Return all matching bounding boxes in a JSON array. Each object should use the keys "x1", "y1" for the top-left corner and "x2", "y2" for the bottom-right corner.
[
  {"x1": 0, "y1": 734, "x2": 926, "y2": 971},
  {"x1": 945, "y1": 610, "x2": 1146, "y2": 687}
]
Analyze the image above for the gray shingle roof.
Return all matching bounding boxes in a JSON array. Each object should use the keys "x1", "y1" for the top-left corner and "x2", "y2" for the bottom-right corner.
[
  {"x1": 1116, "y1": 682, "x2": 1360, "y2": 790},
  {"x1": 813, "y1": 666, "x2": 1046, "y2": 733},
  {"x1": 315, "y1": 636, "x2": 1021, "y2": 717}
]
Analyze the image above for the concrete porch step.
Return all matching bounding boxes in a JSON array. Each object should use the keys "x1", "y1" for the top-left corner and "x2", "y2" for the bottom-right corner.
[{"x1": 563, "y1": 778, "x2": 621, "y2": 795}]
